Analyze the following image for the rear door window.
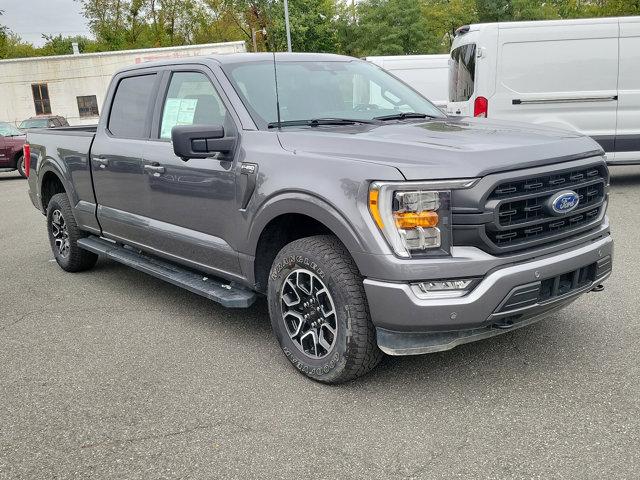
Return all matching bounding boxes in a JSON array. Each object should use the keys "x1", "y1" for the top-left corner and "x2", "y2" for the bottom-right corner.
[
  {"x1": 108, "y1": 74, "x2": 157, "y2": 138},
  {"x1": 449, "y1": 44, "x2": 476, "y2": 102}
]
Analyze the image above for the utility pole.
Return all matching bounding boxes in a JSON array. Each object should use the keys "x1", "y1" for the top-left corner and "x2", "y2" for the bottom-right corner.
[
  {"x1": 284, "y1": 0, "x2": 292, "y2": 52},
  {"x1": 251, "y1": 27, "x2": 267, "y2": 53}
]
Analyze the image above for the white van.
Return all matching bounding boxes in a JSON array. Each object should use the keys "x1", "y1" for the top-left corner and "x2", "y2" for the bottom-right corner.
[
  {"x1": 366, "y1": 55, "x2": 449, "y2": 108},
  {"x1": 447, "y1": 16, "x2": 640, "y2": 165}
]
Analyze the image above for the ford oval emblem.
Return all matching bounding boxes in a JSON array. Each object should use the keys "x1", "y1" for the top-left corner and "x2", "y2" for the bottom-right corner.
[{"x1": 548, "y1": 190, "x2": 580, "y2": 215}]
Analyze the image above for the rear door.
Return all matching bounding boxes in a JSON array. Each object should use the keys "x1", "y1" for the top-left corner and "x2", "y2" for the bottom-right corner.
[
  {"x1": 91, "y1": 70, "x2": 160, "y2": 244},
  {"x1": 615, "y1": 17, "x2": 640, "y2": 164},
  {"x1": 140, "y1": 67, "x2": 243, "y2": 279}
]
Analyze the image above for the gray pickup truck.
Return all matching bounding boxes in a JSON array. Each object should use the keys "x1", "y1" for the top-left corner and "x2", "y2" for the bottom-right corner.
[{"x1": 26, "y1": 53, "x2": 613, "y2": 383}]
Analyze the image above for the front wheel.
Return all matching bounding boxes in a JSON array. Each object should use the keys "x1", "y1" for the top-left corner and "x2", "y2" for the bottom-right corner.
[
  {"x1": 268, "y1": 235, "x2": 382, "y2": 383},
  {"x1": 16, "y1": 156, "x2": 26, "y2": 178}
]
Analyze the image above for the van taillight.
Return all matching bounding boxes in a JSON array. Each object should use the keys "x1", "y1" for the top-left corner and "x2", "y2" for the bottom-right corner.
[
  {"x1": 474, "y1": 96, "x2": 488, "y2": 118},
  {"x1": 23, "y1": 144, "x2": 30, "y2": 178}
]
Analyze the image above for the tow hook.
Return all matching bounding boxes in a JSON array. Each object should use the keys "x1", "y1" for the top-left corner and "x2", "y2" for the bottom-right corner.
[
  {"x1": 493, "y1": 317, "x2": 516, "y2": 329},
  {"x1": 591, "y1": 284, "x2": 605, "y2": 292}
]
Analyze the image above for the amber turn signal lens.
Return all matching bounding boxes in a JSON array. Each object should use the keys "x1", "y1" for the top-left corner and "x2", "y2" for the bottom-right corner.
[
  {"x1": 394, "y1": 211, "x2": 439, "y2": 229},
  {"x1": 369, "y1": 189, "x2": 384, "y2": 229}
]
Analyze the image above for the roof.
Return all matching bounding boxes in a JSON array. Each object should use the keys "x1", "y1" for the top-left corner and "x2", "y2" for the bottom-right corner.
[
  {"x1": 118, "y1": 52, "x2": 358, "y2": 73},
  {"x1": 462, "y1": 15, "x2": 639, "y2": 33},
  {"x1": 22, "y1": 115, "x2": 64, "y2": 120}
]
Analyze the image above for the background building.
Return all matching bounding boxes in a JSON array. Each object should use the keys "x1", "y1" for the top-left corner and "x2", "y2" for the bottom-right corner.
[{"x1": 0, "y1": 41, "x2": 246, "y2": 126}]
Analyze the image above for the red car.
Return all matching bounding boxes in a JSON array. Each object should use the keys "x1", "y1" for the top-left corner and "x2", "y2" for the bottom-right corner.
[{"x1": 0, "y1": 122, "x2": 27, "y2": 177}]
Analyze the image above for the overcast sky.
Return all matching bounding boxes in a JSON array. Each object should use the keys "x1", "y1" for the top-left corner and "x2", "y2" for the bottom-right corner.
[{"x1": 2, "y1": 0, "x2": 92, "y2": 46}]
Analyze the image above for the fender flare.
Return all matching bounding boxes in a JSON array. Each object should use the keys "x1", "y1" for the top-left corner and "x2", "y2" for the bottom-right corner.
[
  {"x1": 37, "y1": 158, "x2": 74, "y2": 210},
  {"x1": 246, "y1": 192, "x2": 368, "y2": 261}
]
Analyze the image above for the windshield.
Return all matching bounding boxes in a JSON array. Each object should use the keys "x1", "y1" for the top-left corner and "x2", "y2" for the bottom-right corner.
[
  {"x1": 0, "y1": 122, "x2": 23, "y2": 136},
  {"x1": 222, "y1": 59, "x2": 445, "y2": 129},
  {"x1": 449, "y1": 43, "x2": 476, "y2": 103},
  {"x1": 20, "y1": 119, "x2": 49, "y2": 128}
]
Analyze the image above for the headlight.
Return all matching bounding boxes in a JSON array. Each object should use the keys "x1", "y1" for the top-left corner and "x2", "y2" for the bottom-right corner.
[{"x1": 369, "y1": 179, "x2": 478, "y2": 258}]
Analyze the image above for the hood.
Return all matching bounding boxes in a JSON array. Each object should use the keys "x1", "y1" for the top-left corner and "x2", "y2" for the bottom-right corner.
[{"x1": 277, "y1": 117, "x2": 602, "y2": 180}]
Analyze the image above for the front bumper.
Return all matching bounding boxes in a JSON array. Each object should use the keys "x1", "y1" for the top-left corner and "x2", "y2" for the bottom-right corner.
[{"x1": 364, "y1": 234, "x2": 613, "y2": 355}]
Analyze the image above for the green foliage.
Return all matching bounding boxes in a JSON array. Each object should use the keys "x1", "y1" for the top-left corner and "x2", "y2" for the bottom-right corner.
[
  {"x1": 346, "y1": 0, "x2": 430, "y2": 56},
  {"x1": 0, "y1": 0, "x2": 638, "y2": 60}
]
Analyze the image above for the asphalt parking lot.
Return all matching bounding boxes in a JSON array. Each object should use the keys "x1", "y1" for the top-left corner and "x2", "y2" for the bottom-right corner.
[{"x1": 1, "y1": 167, "x2": 639, "y2": 479}]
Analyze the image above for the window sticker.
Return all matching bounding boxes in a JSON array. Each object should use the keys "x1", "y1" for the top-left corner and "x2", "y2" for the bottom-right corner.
[{"x1": 161, "y1": 98, "x2": 198, "y2": 138}]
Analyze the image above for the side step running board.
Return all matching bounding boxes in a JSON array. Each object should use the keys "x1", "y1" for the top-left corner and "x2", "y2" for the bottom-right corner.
[{"x1": 77, "y1": 236, "x2": 257, "y2": 308}]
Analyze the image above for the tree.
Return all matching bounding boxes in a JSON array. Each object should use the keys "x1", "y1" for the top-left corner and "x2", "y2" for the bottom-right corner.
[
  {"x1": 424, "y1": 0, "x2": 478, "y2": 52},
  {"x1": 3, "y1": 0, "x2": 640, "y2": 60},
  {"x1": 351, "y1": 0, "x2": 431, "y2": 56}
]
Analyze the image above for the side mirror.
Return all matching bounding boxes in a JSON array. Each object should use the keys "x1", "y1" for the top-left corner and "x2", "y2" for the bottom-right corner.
[{"x1": 171, "y1": 124, "x2": 235, "y2": 160}]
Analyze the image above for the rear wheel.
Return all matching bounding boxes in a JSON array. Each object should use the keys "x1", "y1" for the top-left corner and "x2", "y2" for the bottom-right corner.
[
  {"x1": 16, "y1": 156, "x2": 26, "y2": 178},
  {"x1": 268, "y1": 235, "x2": 382, "y2": 383},
  {"x1": 46, "y1": 193, "x2": 98, "y2": 272}
]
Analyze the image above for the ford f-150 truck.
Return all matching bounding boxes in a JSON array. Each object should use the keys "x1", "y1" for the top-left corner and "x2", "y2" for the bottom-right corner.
[{"x1": 25, "y1": 53, "x2": 613, "y2": 383}]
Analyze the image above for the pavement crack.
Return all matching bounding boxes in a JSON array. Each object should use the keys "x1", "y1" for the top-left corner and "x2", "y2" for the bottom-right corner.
[
  {"x1": 80, "y1": 421, "x2": 248, "y2": 449},
  {"x1": 0, "y1": 310, "x2": 40, "y2": 332}
]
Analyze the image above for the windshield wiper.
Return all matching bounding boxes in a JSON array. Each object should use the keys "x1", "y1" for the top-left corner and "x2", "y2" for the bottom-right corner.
[
  {"x1": 373, "y1": 112, "x2": 437, "y2": 121},
  {"x1": 267, "y1": 118, "x2": 378, "y2": 129}
]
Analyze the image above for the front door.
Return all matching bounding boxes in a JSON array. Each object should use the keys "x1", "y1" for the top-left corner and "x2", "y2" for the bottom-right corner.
[{"x1": 139, "y1": 69, "x2": 242, "y2": 279}]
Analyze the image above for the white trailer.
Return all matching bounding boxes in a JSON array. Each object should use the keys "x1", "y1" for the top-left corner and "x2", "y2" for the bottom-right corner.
[{"x1": 365, "y1": 54, "x2": 449, "y2": 108}]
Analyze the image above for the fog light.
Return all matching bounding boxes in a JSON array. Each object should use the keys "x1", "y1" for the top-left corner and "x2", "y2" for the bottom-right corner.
[{"x1": 411, "y1": 279, "x2": 479, "y2": 299}]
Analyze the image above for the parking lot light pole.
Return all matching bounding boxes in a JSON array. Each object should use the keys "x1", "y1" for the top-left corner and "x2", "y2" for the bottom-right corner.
[{"x1": 284, "y1": 0, "x2": 292, "y2": 52}]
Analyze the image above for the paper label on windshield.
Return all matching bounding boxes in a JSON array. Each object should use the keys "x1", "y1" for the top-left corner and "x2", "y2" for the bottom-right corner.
[{"x1": 161, "y1": 98, "x2": 198, "y2": 138}]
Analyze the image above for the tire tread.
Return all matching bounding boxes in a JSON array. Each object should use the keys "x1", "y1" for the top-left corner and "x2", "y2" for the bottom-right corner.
[
  {"x1": 269, "y1": 235, "x2": 382, "y2": 383},
  {"x1": 47, "y1": 193, "x2": 98, "y2": 272}
]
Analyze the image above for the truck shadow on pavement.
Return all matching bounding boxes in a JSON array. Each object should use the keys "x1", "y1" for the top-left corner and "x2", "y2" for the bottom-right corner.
[
  {"x1": 608, "y1": 165, "x2": 640, "y2": 186},
  {"x1": 0, "y1": 175, "x2": 24, "y2": 182},
  {"x1": 90, "y1": 258, "x2": 587, "y2": 392}
]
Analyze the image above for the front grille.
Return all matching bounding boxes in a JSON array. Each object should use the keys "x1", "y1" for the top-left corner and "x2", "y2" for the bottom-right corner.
[
  {"x1": 485, "y1": 165, "x2": 607, "y2": 251},
  {"x1": 495, "y1": 256, "x2": 611, "y2": 314},
  {"x1": 490, "y1": 167, "x2": 602, "y2": 199}
]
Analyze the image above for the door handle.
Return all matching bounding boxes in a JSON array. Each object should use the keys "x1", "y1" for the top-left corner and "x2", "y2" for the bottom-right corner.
[
  {"x1": 144, "y1": 164, "x2": 165, "y2": 175},
  {"x1": 93, "y1": 156, "x2": 109, "y2": 169}
]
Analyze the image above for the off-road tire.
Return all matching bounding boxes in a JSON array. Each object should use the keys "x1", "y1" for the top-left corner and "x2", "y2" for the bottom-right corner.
[
  {"x1": 16, "y1": 156, "x2": 26, "y2": 178},
  {"x1": 268, "y1": 235, "x2": 383, "y2": 383},
  {"x1": 46, "y1": 193, "x2": 98, "y2": 272}
]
